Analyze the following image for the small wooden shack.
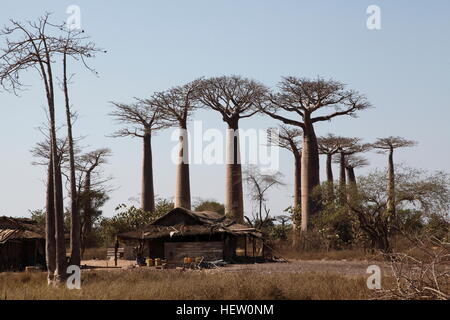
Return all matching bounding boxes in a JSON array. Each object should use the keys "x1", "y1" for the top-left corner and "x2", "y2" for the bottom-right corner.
[
  {"x1": 117, "y1": 208, "x2": 266, "y2": 267},
  {"x1": 0, "y1": 217, "x2": 45, "y2": 272}
]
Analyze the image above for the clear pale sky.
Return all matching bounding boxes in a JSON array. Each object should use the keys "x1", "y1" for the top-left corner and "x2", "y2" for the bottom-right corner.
[{"x1": 1, "y1": 0, "x2": 449, "y2": 219}]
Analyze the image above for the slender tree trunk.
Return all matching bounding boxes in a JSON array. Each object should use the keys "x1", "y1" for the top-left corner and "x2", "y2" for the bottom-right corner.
[
  {"x1": 292, "y1": 152, "x2": 302, "y2": 245},
  {"x1": 300, "y1": 119, "x2": 320, "y2": 232},
  {"x1": 174, "y1": 124, "x2": 191, "y2": 209},
  {"x1": 293, "y1": 153, "x2": 302, "y2": 211},
  {"x1": 81, "y1": 171, "x2": 91, "y2": 258},
  {"x1": 43, "y1": 53, "x2": 66, "y2": 283},
  {"x1": 141, "y1": 131, "x2": 155, "y2": 212},
  {"x1": 45, "y1": 156, "x2": 56, "y2": 285},
  {"x1": 387, "y1": 148, "x2": 395, "y2": 217},
  {"x1": 63, "y1": 53, "x2": 81, "y2": 266},
  {"x1": 339, "y1": 152, "x2": 347, "y2": 205},
  {"x1": 326, "y1": 153, "x2": 334, "y2": 200},
  {"x1": 53, "y1": 153, "x2": 66, "y2": 282},
  {"x1": 225, "y1": 121, "x2": 244, "y2": 223}
]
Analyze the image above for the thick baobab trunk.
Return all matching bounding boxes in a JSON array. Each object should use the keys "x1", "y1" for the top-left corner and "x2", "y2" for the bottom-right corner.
[
  {"x1": 53, "y1": 154, "x2": 67, "y2": 282},
  {"x1": 326, "y1": 154, "x2": 334, "y2": 184},
  {"x1": 174, "y1": 126, "x2": 191, "y2": 209},
  {"x1": 225, "y1": 122, "x2": 244, "y2": 223},
  {"x1": 45, "y1": 158, "x2": 56, "y2": 284},
  {"x1": 300, "y1": 120, "x2": 320, "y2": 232},
  {"x1": 339, "y1": 152, "x2": 347, "y2": 205},
  {"x1": 387, "y1": 148, "x2": 395, "y2": 217},
  {"x1": 346, "y1": 167, "x2": 357, "y2": 187},
  {"x1": 64, "y1": 54, "x2": 81, "y2": 266},
  {"x1": 141, "y1": 131, "x2": 155, "y2": 213}
]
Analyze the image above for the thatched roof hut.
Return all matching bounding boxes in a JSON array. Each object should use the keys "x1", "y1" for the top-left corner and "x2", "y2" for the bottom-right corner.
[
  {"x1": 0, "y1": 217, "x2": 45, "y2": 271},
  {"x1": 117, "y1": 208, "x2": 266, "y2": 266}
]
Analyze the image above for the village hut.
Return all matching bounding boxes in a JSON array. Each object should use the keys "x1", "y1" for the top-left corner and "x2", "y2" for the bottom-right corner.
[
  {"x1": 0, "y1": 217, "x2": 45, "y2": 271},
  {"x1": 117, "y1": 207, "x2": 267, "y2": 267}
]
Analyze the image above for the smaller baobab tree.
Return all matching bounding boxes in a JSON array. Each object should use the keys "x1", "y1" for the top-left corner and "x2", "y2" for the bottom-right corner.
[
  {"x1": 150, "y1": 79, "x2": 202, "y2": 210},
  {"x1": 372, "y1": 137, "x2": 417, "y2": 218},
  {"x1": 198, "y1": 76, "x2": 268, "y2": 223},
  {"x1": 272, "y1": 125, "x2": 302, "y2": 228},
  {"x1": 345, "y1": 155, "x2": 369, "y2": 188},
  {"x1": 110, "y1": 100, "x2": 169, "y2": 213},
  {"x1": 77, "y1": 148, "x2": 111, "y2": 255},
  {"x1": 317, "y1": 134, "x2": 345, "y2": 200},
  {"x1": 334, "y1": 138, "x2": 371, "y2": 204},
  {"x1": 244, "y1": 166, "x2": 284, "y2": 230}
]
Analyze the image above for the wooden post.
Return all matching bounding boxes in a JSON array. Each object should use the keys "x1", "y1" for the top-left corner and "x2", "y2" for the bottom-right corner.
[
  {"x1": 244, "y1": 235, "x2": 247, "y2": 257},
  {"x1": 252, "y1": 237, "x2": 256, "y2": 262},
  {"x1": 114, "y1": 238, "x2": 119, "y2": 267}
]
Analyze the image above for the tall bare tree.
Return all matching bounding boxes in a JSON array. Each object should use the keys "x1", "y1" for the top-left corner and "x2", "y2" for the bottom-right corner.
[
  {"x1": 345, "y1": 155, "x2": 369, "y2": 188},
  {"x1": 110, "y1": 100, "x2": 168, "y2": 213},
  {"x1": 260, "y1": 77, "x2": 371, "y2": 231},
  {"x1": 77, "y1": 148, "x2": 111, "y2": 256},
  {"x1": 59, "y1": 27, "x2": 103, "y2": 266},
  {"x1": 372, "y1": 137, "x2": 417, "y2": 218},
  {"x1": 244, "y1": 166, "x2": 284, "y2": 229},
  {"x1": 198, "y1": 76, "x2": 268, "y2": 223},
  {"x1": 150, "y1": 80, "x2": 202, "y2": 209},
  {"x1": 0, "y1": 14, "x2": 102, "y2": 283}
]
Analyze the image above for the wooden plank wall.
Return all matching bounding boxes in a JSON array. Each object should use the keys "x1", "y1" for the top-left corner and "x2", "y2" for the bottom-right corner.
[{"x1": 164, "y1": 241, "x2": 223, "y2": 265}]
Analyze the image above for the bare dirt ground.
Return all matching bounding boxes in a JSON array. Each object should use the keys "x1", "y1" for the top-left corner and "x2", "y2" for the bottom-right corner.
[{"x1": 81, "y1": 259, "x2": 391, "y2": 277}]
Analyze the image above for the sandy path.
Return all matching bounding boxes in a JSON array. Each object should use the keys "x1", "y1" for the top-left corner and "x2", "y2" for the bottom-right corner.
[{"x1": 81, "y1": 259, "x2": 391, "y2": 276}]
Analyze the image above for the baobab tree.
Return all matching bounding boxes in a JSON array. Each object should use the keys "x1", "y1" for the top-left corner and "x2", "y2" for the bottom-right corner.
[
  {"x1": 318, "y1": 134, "x2": 345, "y2": 200},
  {"x1": 110, "y1": 100, "x2": 168, "y2": 212},
  {"x1": 372, "y1": 137, "x2": 417, "y2": 218},
  {"x1": 77, "y1": 148, "x2": 111, "y2": 255},
  {"x1": 273, "y1": 125, "x2": 302, "y2": 228},
  {"x1": 345, "y1": 155, "x2": 369, "y2": 188},
  {"x1": 261, "y1": 77, "x2": 371, "y2": 231},
  {"x1": 334, "y1": 138, "x2": 370, "y2": 204},
  {"x1": 198, "y1": 76, "x2": 268, "y2": 223},
  {"x1": 150, "y1": 79, "x2": 202, "y2": 210},
  {"x1": 0, "y1": 14, "x2": 102, "y2": 283}
]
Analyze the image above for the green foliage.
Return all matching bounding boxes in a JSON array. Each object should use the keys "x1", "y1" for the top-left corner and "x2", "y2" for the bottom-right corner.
[
  {"x1": 312, "y1": 201, "x2": 355, "y2": 248},
  {"x1": 29, "y1": 209, "x2": 45, "y2": 227},
  {"x1": 194, "y1": 200, "x2": 225, "y2": 215},
  {"x1": 97, "y1": 198, "x2": 174, "y2": 246}
]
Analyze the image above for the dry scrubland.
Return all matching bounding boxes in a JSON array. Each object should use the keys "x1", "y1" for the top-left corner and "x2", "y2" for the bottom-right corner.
[{"x1": 0, "y1": 269, "x2": 372, "y2": 300}]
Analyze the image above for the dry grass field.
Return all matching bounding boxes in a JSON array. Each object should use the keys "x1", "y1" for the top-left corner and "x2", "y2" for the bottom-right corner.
[{"x1": 0, "y1": 262, "x2": 376, "y2": 300}]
